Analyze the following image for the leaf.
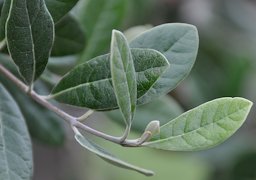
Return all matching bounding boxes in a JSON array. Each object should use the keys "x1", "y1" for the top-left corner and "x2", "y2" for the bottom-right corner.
[
  {"x1": 130, "y1": 23, "x2": 199, "y2": 104},
  {"x1": 0, "y1": 55, "x2": 65, "y2": 146},
  {"x1": 51, "y1": 48, "x2": 169, "y2": 110},
  {"x1": 0, "y1": 0, "x2": 77, "y2": 42},
  {"x1": 105, "y1": 96, "x2": 184, "y2": 133},
  {"x1": 110, "y1": 30, "x2": 136, "y2": 127},
  {"x1": 74, "y1": 129, "x2": 154, "y2": 176},
  {"x1": 0, "y1": 0, "x2": 11, "y2": 41},
  {"x1": 45, "y1": 0, "x2": 78, "y2": 23},
  {"x1": 6, "y1": 0, "x2": 54, "y2": 84},
  {"x1": 0, "y1": 84, "x2": 33, "y2": 180},
  {"x1": 144, "y1": 97, "x2": 253, "y2": 151},
  {"x1": 78, "y1": 0, "x2": 127, "y2": 63},
  {"x1": 51, "y1": 15, "x2": 86, "y2": 56}
]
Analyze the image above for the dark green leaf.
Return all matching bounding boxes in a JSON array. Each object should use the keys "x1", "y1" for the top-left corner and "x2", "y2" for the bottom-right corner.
[
  {"x1": 78, "y1": 0, "x2": 127, "y2": 62},
  {"x1": 145, "y1": 97, "x2": 253, "y2": 151},
  {"x1": 0, "y1": 84, "x2": 33, "y2": 179},
  {"x1": 130, "y1": 23, "x2": 199, "y2": 104},
  {"x1": 74, "y1": 129, "x2": 154, "y2": 176},
  {"x1": 106, "y1": 96, "x2": 183, "y2": 133},
  {"x1": 6, "y1": 0, "x2": 54, "y2": 84},
  {"x1": 51, "y1": 15, "x2": 85, "y2": 56},
  {"x1": 110, "y1": 30, "x2": 136, "y2": 126},
  {"x1": 51, "y1": 48, "x2": 169, "y2": 110},
  {"x1": 45, "y1": 0, "x2": 78, "y2": 23},
  {"x1": 0, "y1": 0, "x2": 11, "y2": 41}
]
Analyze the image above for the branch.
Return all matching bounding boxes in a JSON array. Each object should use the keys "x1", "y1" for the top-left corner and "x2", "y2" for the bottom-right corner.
[{"x1": 0, "y1": 64, "x2": 146, "y2": 147}]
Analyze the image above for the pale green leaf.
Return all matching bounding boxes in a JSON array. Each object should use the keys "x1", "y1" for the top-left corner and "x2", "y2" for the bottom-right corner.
[
  {"x1": 130, "y1": 23, "x2": 199, "y2": 104},
  {"x1": 74, "y1": 129, "x2": 154, "y2": 176},
  {"x1": 0, "y1": 84, "x2": 33, "y2": 180},
  {"x1": 51, "y1": 15, "x2": 86, "y2": 56},
  {"x1": 6, "y1": 0, "x2": 54, "y2": 84},
  {"x1": 110, "y1": 30, "x2": 136, "y2": 126},
  {"x1": 78, "y1": 0, "x2": 127, "y2": 62},
  {"x1": 144, "y1": 97, "x2": 253, "y2": 151},
  {"x1": 51, "y1": 48, "x2": 169, "y2": 110},
  {"x1": 45, "y1": 0, "x2": 78, "y2": 22},
  {"x1": 106, "y1": 96, "x2": 183, "y2": 133}
]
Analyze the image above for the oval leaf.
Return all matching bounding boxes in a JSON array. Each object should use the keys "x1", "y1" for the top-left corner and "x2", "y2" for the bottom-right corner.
[
  {"x1": 110, "y1": 30, "x2": 136, "y2": 126},
  {"x1": 0, "y1": 85, "x2": 33, "y2": 180},
  {"x1": 74, "y1": 129, "x2": 154, "y2": 176},
  {"x1": 78, "y1": 0, "x2": 127, "y2": 62},
  {"x1": 51, "y1": 15, "x2": 86, "y2": 56},
  {"x1": 130, "y1": 23, "x2": 199, "y2": 104},
  {"x1": 144, "y1": 97, "x2": 253, "y2": 151},
  {"x1": 6, "y1": 0, "x2": 54, "y2": 84},
  {"x1": 0, "y1": 0, "x2": 77, "y2": 42},
  {"x1": 51, "y1": 48, "x2": 169, "y2": 110}
]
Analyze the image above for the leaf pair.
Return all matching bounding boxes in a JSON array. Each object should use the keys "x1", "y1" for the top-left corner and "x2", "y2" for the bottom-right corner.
[
  {"x1": 51, "y1": 23, "x2": 197, "y2": 110},
  {"x1": 73, "y1": 30, "x2": 158, "y2": 176}
]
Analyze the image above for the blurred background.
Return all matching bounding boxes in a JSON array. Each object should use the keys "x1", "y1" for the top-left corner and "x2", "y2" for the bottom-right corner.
[{"x1": 3, "y1": 0, "x2": 256, "y2": 179}]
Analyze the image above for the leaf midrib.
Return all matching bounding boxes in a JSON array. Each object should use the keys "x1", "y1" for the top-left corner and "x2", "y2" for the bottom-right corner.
[
  {"x1": 52, "y1": 65, "x2": 167, "y2": 98},
  {"x1": 146, "y1": 105, "x2": 250, "y2": 145},
  {"x1": 25, "y1": 0, "x2": 36, "y2": 83}
]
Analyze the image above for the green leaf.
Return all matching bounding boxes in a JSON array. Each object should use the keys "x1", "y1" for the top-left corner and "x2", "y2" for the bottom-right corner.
[
  {"x1": 106, "y1": 96, "x2": 183, "y2": 133},
  {"x1": 0, "y1": 55, "x2": 65, "y2": 146},
  {"x1": 144, "y1": 97, "x2": 253, "y2": 151},
  {"x1": 74, "y1": 129, "x2": 154, "y2": 176},
  {"x1": 0, "y1": 84, "x2": 33, "y2": 179},
  {"x1": 130, "y1": 23, "x2": 199, "y2": 104},
  {"x1": 51, "y1": 48, "x2": 169, "y2": 110},
  {"x1": 110, "y1": 30, "x2": 136, "y2": 127},
  {"x1": 0, "y1": 0, "x2": 11, "y2": 41},
  {"x1": 45, "y1": 0, "x2": 78, "y2": 23},
  {"x1": 51, "y1": 15, "x2": 86, "y2": 56},
  {"x1": 6, "y1": 0, "x2": 54, "y2": 84},
  {"x1": 0, "y1": 0, "x2": 77, "y2": 42},
  {"x1": 78, "y1": 0, "x2": 127, "y2": 63}
]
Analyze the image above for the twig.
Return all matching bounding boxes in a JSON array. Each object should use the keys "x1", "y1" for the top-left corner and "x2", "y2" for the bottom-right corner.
[{"x1": 0, "y1": 64, "x2": 146, "y2": 147}]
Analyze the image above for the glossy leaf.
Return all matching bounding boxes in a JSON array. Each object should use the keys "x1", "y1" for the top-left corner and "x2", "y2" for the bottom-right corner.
[
  {"x1": 74, "y1": 129, "x2": 154, "y2": 176},
  {"x1": 106, "y1": 96, "x2": 183, "y2": 133},
  {"x1": 110, "y1": 30, "x2": 136, "y2": 127},
  {"x1": 0, "y1": 0, "x2": 10, "y2": 41},
  {"x1": 51, "y1": 15, "x2": 85, "y2": 56},
  {"x1": 0, "y1": 55, "x2": 65, "y2": 146},
  {"x1": 145, "y1": 97, "x2": 253, "y2": 151},
  {"x1": 130, "y1": 23, "x2": 199, "y2": 104},
  {"x1": 78, "y1": 0, "x2": 127, "y2": 62},
  {"x1": 6, "y1": 0, "x2": 54, "y2": 85},
  {"x1": 51, "y1": 48, "x2": 169, "y2": 110},
  {"x1": 0, "y1": 85, "x2": 33, "y2": 179},
  {"x1": 45, "y1": 0, "x2": 78, "y2": 23}
]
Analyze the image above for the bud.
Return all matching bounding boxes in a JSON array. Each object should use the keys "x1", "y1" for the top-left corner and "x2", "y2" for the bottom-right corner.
[
  {"x1": 144, "y1": 120, "x2": 160, "y2": 136},
  {"x1": 137, "y1": 120, "x2": 160, "y2": 145}
]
